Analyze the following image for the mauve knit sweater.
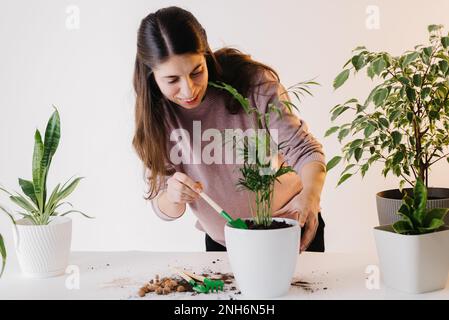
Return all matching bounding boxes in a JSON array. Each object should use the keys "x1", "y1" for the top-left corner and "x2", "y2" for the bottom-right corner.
[{"x1": 150, "y1": 71, "x2": 325, "y2": 247}]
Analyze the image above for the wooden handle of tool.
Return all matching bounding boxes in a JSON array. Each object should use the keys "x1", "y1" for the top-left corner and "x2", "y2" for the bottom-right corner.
[
  {"x1": 171, "y1": 267, "x2": 193, "y2": 283},
  {"x1": 182, "y1": 270, "x2": 205, "y2": 282},
  {"x1": 198, "y1": 192, "x2": 223, "y2": 213}
]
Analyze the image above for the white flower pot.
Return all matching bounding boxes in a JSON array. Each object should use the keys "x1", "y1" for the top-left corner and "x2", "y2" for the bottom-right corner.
[
  {"x1": 374, "y1": 225, "x2": 449, "y2": 293},
  {"x1": 224, "y1": 218, "x2": 300, "y2": 298},
  {"x1": 13, "y1": 216, "x2": 72, "y2": 278}
]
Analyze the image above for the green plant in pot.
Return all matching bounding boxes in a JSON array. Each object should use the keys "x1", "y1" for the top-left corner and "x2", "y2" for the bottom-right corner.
[
  {"x1": 327, "y1": 24, "x2": 449, "y2": 225},
  {"x1": 373, "y1": 178, "x2": 449, "y2": 293},
  {"x1": 209, "y1": 78, "x2": 317, "y2": 298},
  {"x1": 0, "y1": 107, "x2": 91, "y2": 278}
]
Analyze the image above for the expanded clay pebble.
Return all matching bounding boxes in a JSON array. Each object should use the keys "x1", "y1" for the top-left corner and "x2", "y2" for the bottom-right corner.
[
  {"x1": 155, "y1": 287, "x2": 163, "y2": 295},
  {"x1": 137, "y1": 275, "x2": 195, "y2": 297},
  {"x1": 177, "y1": 285, "x2": 186, "y2": 292}
]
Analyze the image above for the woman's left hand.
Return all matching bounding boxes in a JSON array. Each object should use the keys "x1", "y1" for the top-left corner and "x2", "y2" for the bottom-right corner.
[{"x1": 272, "y1": 190, "x2": 321, "y2": 252}]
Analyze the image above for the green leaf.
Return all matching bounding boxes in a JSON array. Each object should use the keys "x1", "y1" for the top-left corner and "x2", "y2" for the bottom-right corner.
[
  {"x1": 0, "y1": 234, "x2": 6, "y2": 278},
  {"x1": 373, "y1": 88, "x2": 388, "y2": 106},
  {"x1": 372, "y1": 57, "x2": 387, "y2": 75},
  {"x1": 379, "y1": 117, "x2": 389, "y2": 129},
  {"x1": 423, "y1": 208, "x2": 449, "y2": 227},
  {"x1": 423, "y1": 48, "x2": 432, "y2": 60},
  {"x1": 32, "y1": 130, "x2": 44, "y2": 210},
  {"x1": 442, "y1": 37, "x2": 449, "y2": 48},
  {"x1": 325, "y1": 126, "x2": 340, "y2": 137},
  {"x1": 18, "y1": 178, "x2": 37, "y2": 205},
  {"x1": 406, "y1": 86, "x2": 416, "y2": 102},
  {"x1": 393, "y1": 220, "x2": 414, "y2": 234},
  {"x1": 428, "y1": 24, "x2": 442, "y2": 32},
  {"x1": 354, "y1": 148, "x2": 363, "y2": 162},
  {"x1": 44, "y1": 183, "x2": 61, "y2": 216},
  {"x1": 421, "y1": 87, "x2": 431, "y2": 100},
  {"x1": 350, "y1": 139, "x2": 363, "y2": 148},
  {"x1": 338, "y1": 128, "x2": 350, "y2": 142},
  {"x1": 342, "y1": 164, "x2": 356, "y2": 174},
  {"x1": 0, "y1": 204, "x2": 16, "y2": 225},
  {"x1": 402, "y1": 52, "x2": 419, "y2": 68},
  {"x1": 333, "y1": 69, "x2": 350, "y2": 90},
  {"x1": 326, "y1": 156, "x2": 342, "y2": 171},
  {"x1": 392, "y1": 151, "x2": 404, "y2": 166},
  {"x1": 429, "y1": 110, "x2": 439, "y2": 120},
  {"x1": 367, "y1": 64, "x2": 375, "y2": 79},
  {"x1": 388, "y1": 109, "x2": 401, "y2": 123},
  {"x1": 209, "y1": 82, "x2": 252, "y2": 114},
  {"x1": 351, "y1": 54, "x2": 365, "y2": 71},
  {"x1": 413, "y1": 179, "x2": 427, "y2": 223},
  {"x1": 361, "y1": 163, "x2": 369, "y2": 177},
  {"x1": 59, "y1": 210, "x2": 94, "y2": 219},
  {"x1": 418, "y1": 219, "x2": 445, "y2": 233},
  {"x1": 398, "y1": 203, "x2": 411, "y2": 218},
  {"x1": 391, "y1": 131, "x2": 402, "y2": 145},
  {"x1": 331, "y1": 106, "x2": 350, "y2": 121},
  {"x1": 439, "y1": 60, "x2": 449, "y2": 74},
  {"x1": 337, "y1": 173, "x2": 352, "y2": 186},
  {"x1": 398, "y1": 77, "x2": 410, "y2": 85},
  {"x1": 56, "y1": 177, "x2": 83, "y2": 203},
  {"x1": 9, "y1": 194, "x2": 37, "y2": 213},
  {"x1": 412, "y1": 74, "x2": 422, "y2": 87},
  {"x1": 364, "y1": 124, "x2": 376, "y2": 138}
]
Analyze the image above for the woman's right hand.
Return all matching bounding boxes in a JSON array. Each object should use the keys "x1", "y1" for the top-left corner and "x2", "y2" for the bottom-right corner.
[{"x1": 166, "y1": 172, "x2": 203, "y2": 204}]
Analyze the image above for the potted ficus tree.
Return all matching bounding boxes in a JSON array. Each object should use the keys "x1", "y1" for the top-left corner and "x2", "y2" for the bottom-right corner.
[
  {"x1": 374, "y1": 178, "x2": 449, "y2": 293},
  {"x1": 0, "y1": 107, "x2": 91, "y2": 278},
  {"x1": 209, "y1": 78, "x2": 317, "y2": 298},
  {"x1": 326, "y1": 24, "x2": 449, "y2": 225}
]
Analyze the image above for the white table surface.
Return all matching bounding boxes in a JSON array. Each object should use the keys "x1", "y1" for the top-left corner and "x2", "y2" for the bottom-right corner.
[{"x1": 0, "y1": 251, "x2": 448, "y2": 300}]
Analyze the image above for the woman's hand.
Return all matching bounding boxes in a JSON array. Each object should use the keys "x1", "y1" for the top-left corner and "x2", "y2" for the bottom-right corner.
[
  {"x1": 273, "y1": 189, "x2": 321, "y2": 252},
  {"x1": 166, "y1": 172, "x2": 203, "y2": 204}
]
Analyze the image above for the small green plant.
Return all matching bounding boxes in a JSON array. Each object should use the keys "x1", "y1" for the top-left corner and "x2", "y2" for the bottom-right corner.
[
  {"x1": 326, "y1": 24, "x2": 449, "y2": 189},
  {"x1": 393, "y1": 178, "x2": 448, "y2": 235},
  {"x1": 209, "y1": 79, "x2": 317, "y2": 226},
  {"x1": 0, "y1": 107, "x2": 92, "y2": 277}
]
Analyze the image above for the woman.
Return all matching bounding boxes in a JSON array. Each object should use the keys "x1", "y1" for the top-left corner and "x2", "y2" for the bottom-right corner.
[{"x1": 133, "y1": 6, "x2": 326, "y2": 252}]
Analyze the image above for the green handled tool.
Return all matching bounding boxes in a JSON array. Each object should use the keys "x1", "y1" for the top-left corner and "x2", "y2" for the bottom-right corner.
[
  {"x1": 183, "y1": 270, "x2": 224, "y2": 293},
  {"x1": 171, "y1": 267, "x2": 209, "y2": 294},
  {"x1": 198, "y1": 191, "x2": 248, "y2": 229}
]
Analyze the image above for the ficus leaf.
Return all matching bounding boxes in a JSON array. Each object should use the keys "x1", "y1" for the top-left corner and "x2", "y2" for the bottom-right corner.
[
  {"x1": 333, "y1": 69, "x2": 350, "y2": 90},
  {"x1": 326, "y1": 156, "x2": 342, "y2": 171}
]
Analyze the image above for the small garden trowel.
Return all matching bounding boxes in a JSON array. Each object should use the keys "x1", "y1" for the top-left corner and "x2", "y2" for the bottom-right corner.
[{"x1": 196, "y1": 189, "x2": 248, "y2": 229}]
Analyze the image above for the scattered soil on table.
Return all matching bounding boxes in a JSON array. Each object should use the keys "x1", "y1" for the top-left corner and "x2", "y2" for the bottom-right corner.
[
  {"x1": 245, "y1": 219, "x2": 292, "y2": 230},
  {"x1": 291, "y1": 279, "x2": 328, "y2": 293},
  {"x1": 137, "y1": 272, "x2": 237, "y2": 297}
]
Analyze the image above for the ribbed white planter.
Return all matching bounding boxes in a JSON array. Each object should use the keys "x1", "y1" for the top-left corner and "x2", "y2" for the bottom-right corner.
[
  {"x1": 224, "y1": 218, "x2": 300, "y2": 298},
  {"x1": 374, "y1": 225, "x2": 449, "y2": 293},
  {"x1": 376, "y1": 188, "x2": 449, "y2": 225},
  {"x1": 13, "y1": 216, "x2": 72, "y2": 278}
]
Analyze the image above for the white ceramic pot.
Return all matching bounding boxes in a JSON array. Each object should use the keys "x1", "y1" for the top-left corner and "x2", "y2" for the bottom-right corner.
[
  {"x1": 13, "y1": 216, "x2": 72, "y2": 278},
  {"x1": 224, "y1": 218, "x2": 300, "y2": 298},
  {"x1": 374, "y1": 225, "x2": 449, "y2": 293}
]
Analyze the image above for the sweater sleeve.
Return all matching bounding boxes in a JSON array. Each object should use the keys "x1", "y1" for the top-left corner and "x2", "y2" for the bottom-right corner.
[{"x1": 251, "y1": 71, "x2": 326, "y2": 176}]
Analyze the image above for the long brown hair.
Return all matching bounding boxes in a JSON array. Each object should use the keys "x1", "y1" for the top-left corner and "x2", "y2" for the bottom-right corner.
[{"x1": 133, "y1": 6, "x2": 279, "y2": 200}]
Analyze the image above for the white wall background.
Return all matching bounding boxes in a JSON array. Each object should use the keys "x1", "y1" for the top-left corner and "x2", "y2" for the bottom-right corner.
[{"x1": 1, "y1": 0, "x2": 449, "y2": 255}]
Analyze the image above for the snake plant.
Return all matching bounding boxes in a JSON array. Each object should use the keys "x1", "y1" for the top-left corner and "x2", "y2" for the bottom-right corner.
[{"x1": 0, "y1": 107, "x2": 92, "y2": 277}]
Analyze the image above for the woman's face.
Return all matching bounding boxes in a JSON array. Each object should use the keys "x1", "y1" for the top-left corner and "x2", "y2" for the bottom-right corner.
[{"x1": 153, "y1": 53, "x2": 208, "y2": 109}]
